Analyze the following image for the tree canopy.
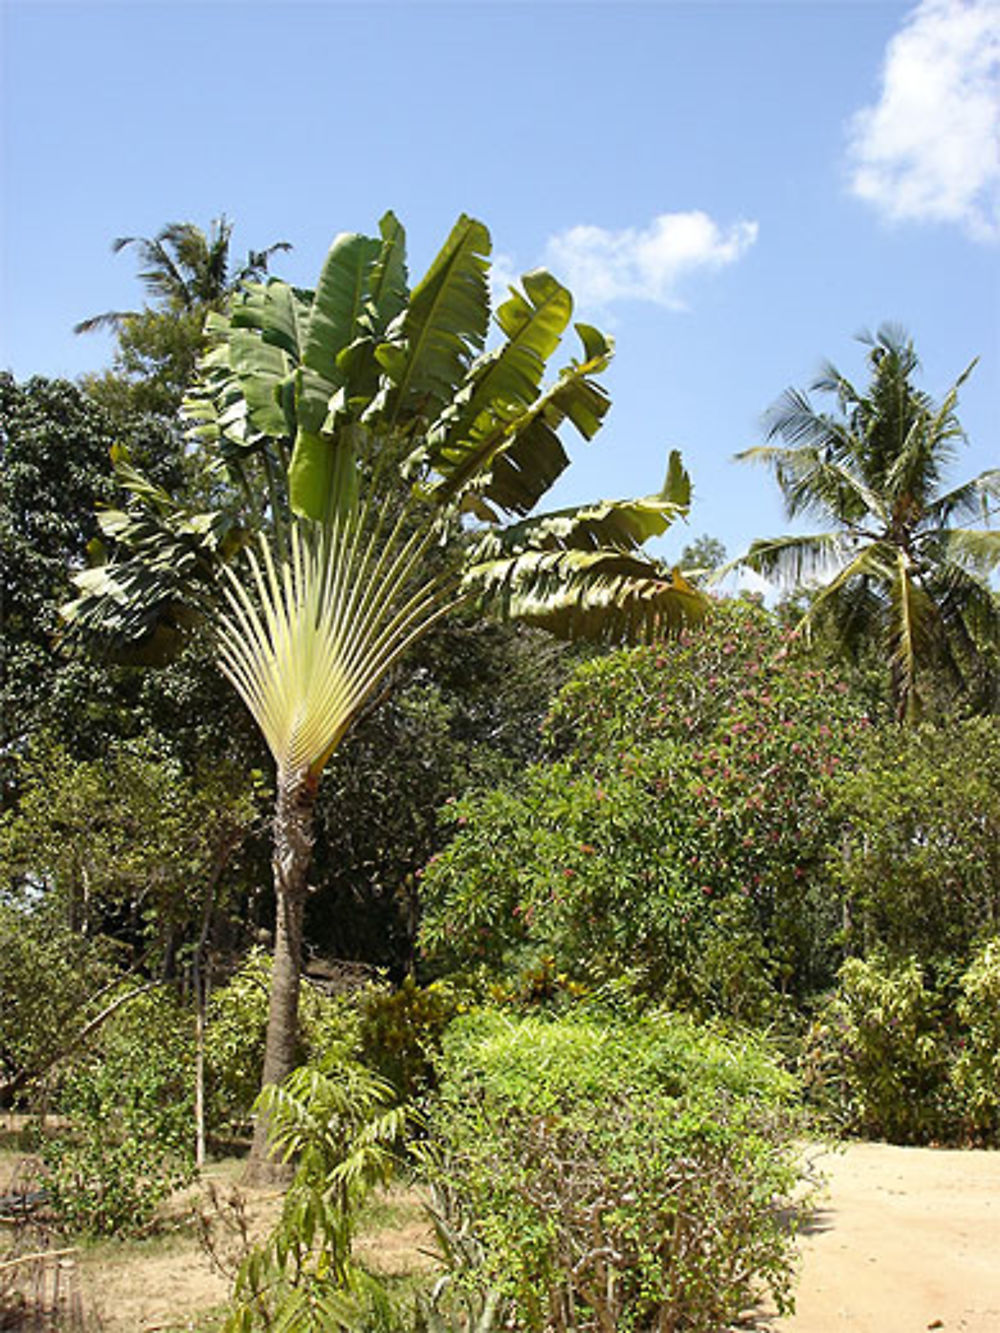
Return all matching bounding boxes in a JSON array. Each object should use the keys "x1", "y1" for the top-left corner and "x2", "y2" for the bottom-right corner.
[{"x1": 729, "y1": 326, "x2": 999, "y2": 721}]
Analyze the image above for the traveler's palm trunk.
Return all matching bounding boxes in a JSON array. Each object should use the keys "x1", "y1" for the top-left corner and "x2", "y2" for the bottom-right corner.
[{"x1": 246, "y1": 771, "x2": 318, "y2": 1180}]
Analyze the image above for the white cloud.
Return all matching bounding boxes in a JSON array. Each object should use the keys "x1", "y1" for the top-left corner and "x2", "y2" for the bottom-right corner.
[
  {"x1": 541, "y1": 212, "x2": 759, "y2": 310},
  {"x1": 488, "y1": 251, "x2": 519, "y2": 310},
  {"x1": 847, "y1": 0, "x2": 1000, "y2": 241}
]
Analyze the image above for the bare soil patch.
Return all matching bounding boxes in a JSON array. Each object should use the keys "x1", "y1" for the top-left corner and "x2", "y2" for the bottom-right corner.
[
  {"x1": 760, "y1": 1141, "x2": 1000, "y2": 1333},
  {"x1": 5, "y1": 1137, "x2": 1000, "y2": 1330}
]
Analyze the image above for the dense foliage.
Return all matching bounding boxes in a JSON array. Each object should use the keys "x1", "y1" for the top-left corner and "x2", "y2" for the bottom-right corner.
[
  {"x1": 61, "y1": 214, "x2": 706, "y2": 1168},
  {"x1": 7, "y1": 210, "x2": 1000, "y2": 1330},
  {"x1": 0, "y1": 902, "x2": 118, "y2": 1102},
  {"x1": 38, "y1": 988, "x2": 196, "y2": 1235},
  {"x1": 426, "y1": 1008, "x2": 805, "y2": 1332},
  {"x1": 803, "y1": 938, "x2": 1000, "y2": 1145},
  {"x1": 0, "y1": 740, "x2": 260, "y2": 965},
  {"x1": 828, "y1": 718, "x2": 1000, "y2": 961},
  {"x1": 419, "y1": 600, "x2": 866, "y2": 1007},
  {"x1": 307, "y1": 620, "x2": 579, "y2": 971},
  {"x1": 204, "y1": 949, "x2": 364, "y2": 1135}
]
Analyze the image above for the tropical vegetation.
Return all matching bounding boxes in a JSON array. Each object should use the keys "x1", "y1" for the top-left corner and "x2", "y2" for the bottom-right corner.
[
  {"x1": 729, "y1": 325, "x2": 999, "y2": 720},
  {"x1": 60, "y1": 211, "x2": 706, "y2": 1171},
  {"x1": 2, "y1": 213, "x2": 999, "y2": 1329},
  {"x1": 77, "y1": 217, "x2": 291, "y2": 420}
]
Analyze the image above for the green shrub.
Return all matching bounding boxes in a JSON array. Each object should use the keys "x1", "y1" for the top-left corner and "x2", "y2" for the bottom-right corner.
[
  {"x1": 425, "y1": 1008, "x2": 806, "y2": 1333},
  {"x1": 357, "y1": 976, "x2": 460, "y2": 1099},
  {"x1": 804, "y1": 941, "x2": 1000, "y2": 1147},
  {"x1": 801, "y1": 954, "x2": 953, "y2": 1143},
  {"x1": 0, "y1": 901, "x2": 118, "y2": 1100},
  {"x1": 205, "y1": 948, "x2": 363, "y2": 1134},
  {"x1": 39, "y1": 988, "x2": 196, "y2": 1236},
  {"x1": 829, "y1": 719, "x2": 1000, "y2": 961},
  {"x1": 952, "y1": 938, "x2": 1000, "y2": 1142},
  {"x1": 222, "y1": 1059, "x2": 406, "y2": 1332}
]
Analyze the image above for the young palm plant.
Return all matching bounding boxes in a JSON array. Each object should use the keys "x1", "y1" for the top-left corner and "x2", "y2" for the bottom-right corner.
[
  {"x1": 727, "y1": 326, "x2": 999, "y2": 721},
  {"x1": 63, "y1": 212, "x2": 706, "y2": 1175}
]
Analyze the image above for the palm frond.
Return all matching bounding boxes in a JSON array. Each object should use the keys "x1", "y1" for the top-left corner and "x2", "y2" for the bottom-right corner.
[
  {"x1": 760, "y1": 389, "x2": 854, "y2": 458},
  {"x1": 722, "y1": 531, "x2": 855, "y2": 587},
  {"x1": 736, "y1": 442, "x2": 879, "y2": 526},
  {"x1": 927, "y1": 557, "x2": 1000, "y2": 649},
  {"x1": 887, "y1": 550, "x2": 938, "y2": 723},
  {"x1": 73, "y1": 309, "x2": 140, "y2": 335},
  {"x1": 748, "y1": 541, "x2": 897, "y2": 654},
  {"x1": 925, "y1": 469, "x2": 1000, "y2": 530},
  {"x1": 930, "y1": 526, "x2": 1000, "y2": 576}
]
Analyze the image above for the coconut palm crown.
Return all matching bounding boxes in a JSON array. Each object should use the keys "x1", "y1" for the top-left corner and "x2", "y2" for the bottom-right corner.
[
  {"x1": 74, "y1": 217, "x2": 292, "y2": 335},
  {"x1": 727, "y1": 326, "x2": 999, "y2": 721}
]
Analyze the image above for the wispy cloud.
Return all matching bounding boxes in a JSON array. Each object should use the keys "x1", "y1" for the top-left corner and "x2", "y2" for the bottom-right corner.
[
  {"x1": 489, "y1": 251, "x2": 520, "y2": 310},
  {"x1": 539, "y1": 212, "x2": 759, "y2": 311},
  {"x1": 847, "y1": 0, "x2": 1000, "y2": 242}
]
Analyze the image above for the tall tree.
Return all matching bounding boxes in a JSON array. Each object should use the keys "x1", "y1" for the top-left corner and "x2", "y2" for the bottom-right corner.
[
  {"x1": 729, "y1": 326, "x2": 1000, "y2": 721},
  {"x1": 77, "y1": 218, "x2": 291, "y2": 419},
  {"x1": 62, "y1": 212, "x2": 706, "y2": 1175}
]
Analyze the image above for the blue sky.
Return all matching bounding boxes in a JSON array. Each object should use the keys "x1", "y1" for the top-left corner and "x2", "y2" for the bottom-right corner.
[{"x1": 3, "y1": 0, "x2": 998, "y2": 574}]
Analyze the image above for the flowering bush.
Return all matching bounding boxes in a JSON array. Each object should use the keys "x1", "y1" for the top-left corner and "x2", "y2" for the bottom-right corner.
[{"x1": 419, "y1": 601, "x2": 865, "y2": 1008}]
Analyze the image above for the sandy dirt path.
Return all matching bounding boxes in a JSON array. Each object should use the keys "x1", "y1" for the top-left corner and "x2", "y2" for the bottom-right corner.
[{"x1": 761, "y1": 1141, "x2": 1000, "y2": 1333}]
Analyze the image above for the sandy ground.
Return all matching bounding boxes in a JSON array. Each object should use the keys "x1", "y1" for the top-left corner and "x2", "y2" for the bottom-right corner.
[
  {"x1": 760, "y1": 1141, "x2": 1000, "y2": 1333},
  {"x1": 76, "y1": 1180, "x2": 436, "y2": 1331},
  {"x1": 6, "y1": 1139, "x2": 1000, "y2": 1330}
]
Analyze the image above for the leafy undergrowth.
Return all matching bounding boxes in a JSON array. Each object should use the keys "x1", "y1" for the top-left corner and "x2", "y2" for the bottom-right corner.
[{"x1": 0, "y1": 1141, "x2": 433, "y2": 1333}]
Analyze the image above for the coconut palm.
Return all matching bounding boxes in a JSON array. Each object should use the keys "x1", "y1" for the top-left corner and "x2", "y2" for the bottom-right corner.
[
  {"x1": 74, "y1": 217, "x2": 291, "y2": 334},
  {"x1": 729, "y1": 326, "x2": 1000, "y2": 721},
  {"x1": 63, "y1": 212, "x2": 706, "y2": 1174}
]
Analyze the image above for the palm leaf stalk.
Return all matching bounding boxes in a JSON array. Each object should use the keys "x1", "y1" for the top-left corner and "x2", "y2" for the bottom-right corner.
[{"x1": 724, "y1": 326, "x2": 999, "y2": 721}]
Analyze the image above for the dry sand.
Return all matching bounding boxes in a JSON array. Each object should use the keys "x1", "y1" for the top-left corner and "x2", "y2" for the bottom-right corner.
[
  {"x1": 761, "y1": 1141, "x2": 1000, "y2": 1333},
  {"x1": 7, "y1": 1140, "x2": 998, "y2": 1330}
]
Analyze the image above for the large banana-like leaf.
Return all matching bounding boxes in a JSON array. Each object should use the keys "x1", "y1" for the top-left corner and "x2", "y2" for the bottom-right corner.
[
  {"x1": 462, "y1": 545, "x2": 705, "y2": 645},
  {"x1": 423, "y1": 320, "x2": 614, "y2": 516},
  {"x1": 215, "y1": 515, "x2": 454, "y2": 780},
  {"x1": 462, "y1": 453, "x2": 704, "y2": 642},
  {"x1": 373, "y1": 215, "x2": 491, "y2": 428},
  {"x1": 471, "y1": 450, "x2": 692, "y2": 559},
  {"x1": 429, "y1": 269, "x2": 573, "y2": 448},
  {"x1": 300, "y1": 233, "x2": 383, "y2": 397},
  {"x1": 59, "y1": 443, "x2": 248, "y2": 663},
  {"x1": 61, "y1": 502, "x2": 240, "y2": 663}
]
